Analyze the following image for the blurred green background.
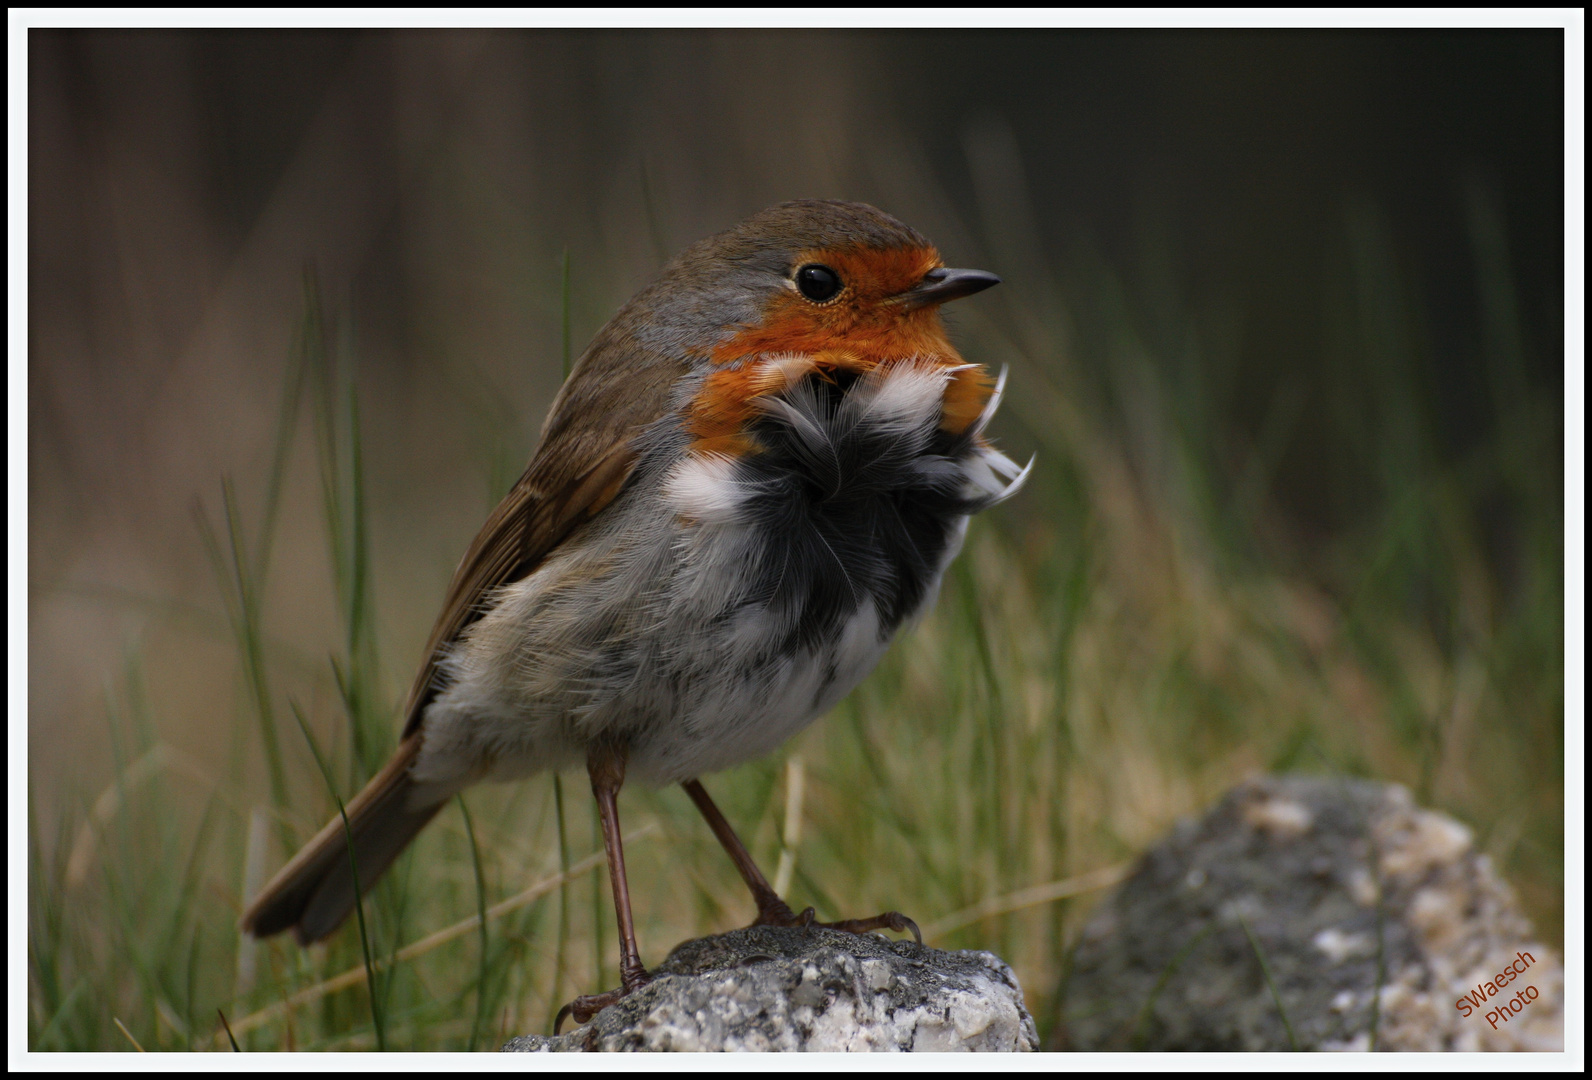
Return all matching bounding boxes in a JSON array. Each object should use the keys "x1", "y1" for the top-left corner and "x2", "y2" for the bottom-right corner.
[{"x1": 28, "y1": 29, "x2": 1563, "y2": 1051}]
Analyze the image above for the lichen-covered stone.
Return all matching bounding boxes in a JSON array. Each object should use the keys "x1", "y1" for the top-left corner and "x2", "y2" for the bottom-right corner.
[
  {"x1": 1057, "y1": 774, "x2": 1562, "y2": 1051},
  {"x1": 503, "y1": 925, "x2": 1038, "y2": 1052}
]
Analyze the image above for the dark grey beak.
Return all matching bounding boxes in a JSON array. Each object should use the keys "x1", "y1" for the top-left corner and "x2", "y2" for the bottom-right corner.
[{"x1": 897, "y1": 267, "x2": 1002, "y2": 310}]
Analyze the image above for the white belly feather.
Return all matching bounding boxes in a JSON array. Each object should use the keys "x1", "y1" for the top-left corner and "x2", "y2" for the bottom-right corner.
[{"x1": 411, "y1": 358, "x2": 1025, "y2": 794}]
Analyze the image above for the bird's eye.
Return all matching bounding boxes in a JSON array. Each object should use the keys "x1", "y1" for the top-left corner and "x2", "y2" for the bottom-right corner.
[{"x1": 795, "y1": 264, "x2": 843, "y2": 303}]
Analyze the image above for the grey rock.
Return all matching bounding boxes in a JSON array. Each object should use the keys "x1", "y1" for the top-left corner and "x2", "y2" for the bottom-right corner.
[
  {"x1": 503, "y1": 925, "x2": 1039, "y2": 1052},
  {"x1": 1058, "y1": 774, "x2": 1562, "y2": 1052}
]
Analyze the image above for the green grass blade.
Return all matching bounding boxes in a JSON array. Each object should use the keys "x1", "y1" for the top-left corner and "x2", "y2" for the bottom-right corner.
[
  {"x1": 590, "y1": 798, "x2": 607, "y2": 993},
  {"x1": 561, "y1": 249, "x2": 573, "y2": 380},
  {"x1": 1239, "y1": 916, "x2": 1299, "y2": 1051},
  {"x1": 217, "y1": 1008, "x2": 242, "y2": 1051},
  {"x1": 549, "y1": 773, "x2": 573, "y2": 1032},
  {"x1": 289, "y1": 701, "x2": 385, "y2": 1051},
  {"x1": 252, "y1": 296, "x2": 310, "y2": 584},
  {"x1": 1368, "y1": 850, "x2": 1387, "y2": 1052},
  {"x1": 1124, "y1": 922, "x2": 1213, "y2": 1050},
  {"x1": 638, "y1": 160, "x2": 671, "y2": 269},
  {"x1": 457, "y1": 794, "x2": 490, "y2": 1051},
  {"x1": 193, "y1": 480, "x2": 292, "y2": 852}
]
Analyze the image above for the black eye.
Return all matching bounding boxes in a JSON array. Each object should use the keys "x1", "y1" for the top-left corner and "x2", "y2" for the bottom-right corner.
[{"x1": 795, "y1": 263, "x2": 842, "y2": 303}]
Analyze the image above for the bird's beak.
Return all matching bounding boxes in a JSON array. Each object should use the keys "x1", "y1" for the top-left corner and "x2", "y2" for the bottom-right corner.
[{"x1": 895, "y1": 267, "x2": 1002, "y2": 310}]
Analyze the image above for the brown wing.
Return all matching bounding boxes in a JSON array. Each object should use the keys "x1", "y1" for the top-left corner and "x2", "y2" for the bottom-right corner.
[{"x1": 400, "y1": 333, "x2": 687, "y2": 737}]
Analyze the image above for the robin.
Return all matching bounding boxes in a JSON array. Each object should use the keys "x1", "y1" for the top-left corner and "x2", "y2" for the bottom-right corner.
[{"x1": 240, "y1": 199, "x2": 1030, "y2": 1030}]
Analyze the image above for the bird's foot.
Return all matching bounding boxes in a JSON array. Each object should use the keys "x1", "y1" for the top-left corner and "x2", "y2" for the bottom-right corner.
[
  {"x1": 751, "y1": 898, "x2": 922, "y2": 946},
  {"x1": 552, "y1": 968, "x2": 652, "y2": 1034},
  {"x1": 819, "y1": 910, "x2": 923, "y2": 944}
]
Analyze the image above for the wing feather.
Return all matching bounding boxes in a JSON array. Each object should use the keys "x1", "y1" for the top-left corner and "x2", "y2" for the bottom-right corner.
[{"x1": 400, "y1": 335, "x2": 686, "y2": 736}]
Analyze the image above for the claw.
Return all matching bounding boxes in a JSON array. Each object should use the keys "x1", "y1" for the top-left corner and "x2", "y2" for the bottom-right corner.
[
  {"x1": 823, "y1": 910, "x2": 922, "y2": 946},
  {"x1": 552, "y1": 973, "x2": 653, "y2": 1034},
  {"x1": 752, "y1": 902, "x2": 921, "y2": 946},
  {"x1": 552, "y1": 1001, "x2": 577, "y2": 1036}
]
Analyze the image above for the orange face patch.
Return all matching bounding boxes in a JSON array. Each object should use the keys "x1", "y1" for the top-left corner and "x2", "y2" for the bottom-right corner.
[
  {"x1": 687, "y1": 246, "x2": 994, "y2": 454},
  {"x1": 710, "y1": 246, "x2": 951, "y2": 366}
]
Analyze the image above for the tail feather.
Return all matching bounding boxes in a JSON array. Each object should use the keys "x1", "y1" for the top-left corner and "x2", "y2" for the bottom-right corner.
[{"x1": 241, "y1": 737, "x2": 445, "y2": 945}]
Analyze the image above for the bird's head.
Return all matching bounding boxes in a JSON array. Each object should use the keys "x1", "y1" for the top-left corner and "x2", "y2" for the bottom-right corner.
[{"x1": 631, "y1": 200, "x2": 1002, "y2": 456}]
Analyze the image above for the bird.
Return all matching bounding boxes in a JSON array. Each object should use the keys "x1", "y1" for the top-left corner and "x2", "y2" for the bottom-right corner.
[{"x1": 240, "y1": 198, "x2": 1031, "y2": 1030}]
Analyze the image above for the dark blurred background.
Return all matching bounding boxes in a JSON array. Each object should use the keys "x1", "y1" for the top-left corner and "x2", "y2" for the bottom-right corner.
[
  {"x1": 28, "y1": 29, "x2": 1564, "y2": 607},
  {"x1": 27, "y1": 29, "x2": 1566, "y2": 1051}
]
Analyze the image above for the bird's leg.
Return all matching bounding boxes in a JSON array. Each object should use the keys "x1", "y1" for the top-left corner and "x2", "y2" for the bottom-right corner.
[
  {"x1": 681, "y1": 778, "x2": 922, "y2": 945},
  {"x1": 681, "y1": 777, "x2": 801, "y2": 925},
  {"x1": 553, "y1": 742, "x2": 650, "y2": 1033}
]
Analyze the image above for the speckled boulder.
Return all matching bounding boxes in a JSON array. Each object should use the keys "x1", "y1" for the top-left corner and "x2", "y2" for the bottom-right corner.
[
  {"x1": 1057, "y1": 774, "x2": 1562, "y2": 1051},
  {"x1": 503, "y1": 925, "x2": 1038, "y2": 1052}
]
